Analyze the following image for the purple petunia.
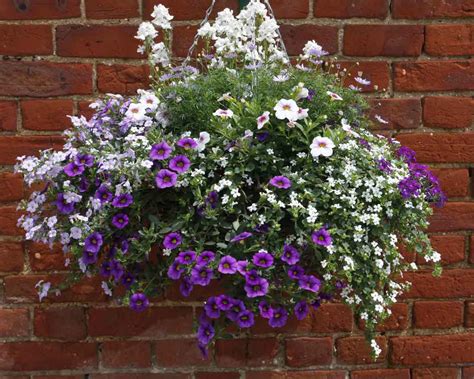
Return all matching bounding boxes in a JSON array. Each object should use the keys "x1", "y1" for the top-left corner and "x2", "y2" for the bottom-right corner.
[
  {"x1": 259, "y1": 300, "x2": 273, "y2": 319},
  {"x1": 377, "y1": 158, "x2": 392, "y2": 173},
  {"x1": 230, "y1": 231, "x2": 253, "y2": 243},
  {"x1": 177, "y1": 137, "x2": 198, "y2": 150},
  {"x1": 180, "y1": 277, "x2": 193, "y2": 297},
  {"x1": 226, "y1": 299, "x2": 246, "y2": 322},
  {"x1": 176, "y1": 250, "x2": 196, "y2": 265},
  {"x1": 112, "y1": 213, "x2": 129, "y2": 229},
  {"x1": 110, "y1": 259, "x2": 124, "y2": 281},
  {"x1": 206, "y1": 191, "x2": 219, "y2": 209},
  {"x1": 288, "y1": 265, "x2": 305, "y2": 280},
  {"x1": 112, "y1": 193, "x2": 133, "y2": 208},
  {"x1": 130, "y1": 293, "x2": 149, "y2": 312},
  {"x1": 84, "y1": 232, "x2": 103, "y2": 253},
  {"x1": 56, "y1": 193, "x2": 76, "y2": 214},
  {"x1": 191, "y1": 265, "x2": 213, "y2": 286},
  {"x1": 82, "y1": 249, "x2": 98, "y2": 265},
  {"x1": 269, "y1": 306, "x2": 288, "y2": 328},
  {"x1": 281, "y1": 244, "x2": 300, "y2": 265},
  {"x1": 216, "y1": 294, "x2": 232, "y2": 311},
  {"x1": 169, "y1": 155, "x2": 191, "y2": 173},
  {"x1": 95, "y1": 185, "x2": 113, "y2": 203},
  {"x1": 100, "y1": 261, "x2": 112, "y2": 277},
  {"x1": 74, "y1": 154, "x2": 94, "y2": 167},
  {"x1": 312, "y1": 227, "x2": 332, "y2": 247},
  {"x1": 197, "y1": 321, "x2": 215, "y2": 345},
  {"x1": 163, "y1": 232, "x2": 182, "y2": 250},
  {"x1": 121, "y1": 272, "x2": 135, "y2": 289},
  {"x1": 155, "y1": 169, "x2": 178, "y2": 189},
  {"x1": 398, "y1": 177, "x2": 421, "y2": 199},
  {"x1": 236, "y1": 310, "x2": 255, "y2": 328},
  {"x1": 299, "y1": 275, "x2": 321, "y2": 293},
  {"x1": 64, "y1": 162, "x2": 85, "y2": 177},
  {"x1": 196, "y1": 250, "x2": 215, "y2": 266},
  {"x1": 150, "y1": 141, "x2": 172, "y2": 160},
  {"x1": 397, "y1": 146, "x2": 417, "y2": 163},
  {"x1": 237, "y1": 260, "x2": 249, "y2": 275},
  {"x1": 204, "y1": 296, "x2": 220, "y2": 319},
  {"x1": 218, "y1": 255, "x2": 238, "y2": 274},
  {"x1": 294, "y1": 300, "x2": 310, "y2": 320},
  {"x1": 167, "y1": 261, "x2": 184, "y2": 280},
  {"x1": 252, "y1": 251, "x2": 274, "y2": 268},
  {"x1": 245, "y1": 269, "x2": 261, "y2": 285},
  {"x1": 269, "y1": 175, "x2": 292, "y2": 189},
  {"x1": 78, "y1": 177, "x2": 90, "y2": 193},
  {"x1": 244, "y1": 277, "x2": 269, "y2": 298}
]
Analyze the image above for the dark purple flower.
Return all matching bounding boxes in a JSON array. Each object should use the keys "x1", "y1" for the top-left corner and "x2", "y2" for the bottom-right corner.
[
  {"x1": 252, "y1": 251, "x2": 274, "y2": 268},
  {"x1": 167, "y1": 261, "x2": 184, "y2": 280},
  {"x1": 197, "y1": 322, "x2": 214, "y2": 345},
  {"x1": 236, "y1": 310, "x2": 255, "y2": 328},
  {"x1": 294, "y1": 300, "x2": 309, "y2": 320},
  {"x1": 204, "y1": 296, "x2": 220, "y2": 319},
  {"x1": 169, "y1": 155, "x2": 191, "y2": 173},
  {"x1": 216, "y1": 294, "x2": 233, "y2": 311},
  {"x1": 377, "y1": 158, "x2": 392, "y2": 173},
  {"x1": 84, "y1": 232, "x2": 103, "y2": 253},
  {"x1": 245, "y1": 269, "x2": 261, "y2": 285},
  {"x1": 299, "y1": 275, "x2": 321, "y2": 293},
  {"x1": 163, "y1": 232, "x2": 182, "y2": 250},
  {"x1": 237, "y1": 260, "x2": 249, "y2": 275},
  {"x1": 78, "y1": 177, "x2": 90, "y2": 193},
  {"x1": 121, "y1": 272, "x2": 135, "y2": 289},
  {"x1": 269, "y1": 175, "x2": 292, "y2": 189},
  {"x1": 82, "y1": 249, "x2": 98, "y2": 265},
  {"x1": 307, "y1": 89, "x2": 316, "y2": 101},
  {"x1": 288, "y1": 265, "x2": 304, "y2": 280},
  {"x1": 269, "y1": 306, "x2": 288, "y2": 328},
  {"x1": 121, "y1": 239, "x2": 130, "y2": 253},
  {"x1": 196, "y1": 250, "x2": 215, "y2": 266},
  {"x1": 155, "y1": 169, "x2": 177, "y2": 189},
  {"x1": 254, "y1": 223, "x2": 270, "y2": 234},
  {"x1": 398, "y1": 177, "x2": 421, "y2": 199},
  {"x1": 55, "y1": 193, "x2": 76, "y2": 214},
  {"x1": 281, "y1": 244, "x2": 300, "y2": 265},
  {"x1": 226, "y1": 299, "x2": 246, "y2": 322},
  {"x1": 218, "y1": 255, "x2": 238, "y2": 274},
  {"x1": 191, "y1": 265, "x2": 213, "y2": 286},
  {"x1": 311, "y1": 299, "x2": 321, "y2": 309},
  {"x1": 397, "y1": 146, "x2": 417, "y2": 163},
  {"x1": 180, "y1": 276, "x2": 193, "y2": 297},
  {"x1": 230, "y1": 231, "x2": 253, "y2": 243},
  {"x1": 198, "y1": 343, "x2": 209, "y2": 359},
  {"x1": 64, "y1": 162, "x2": 85, "y2": 177},
  {"x1": 112, "y1": 193, "x2": 133, "y2": 208},
  {"x1": 110, "y1": 259, "x2": 124, "y2": 281},
  {"x1": 259, "y1": 300, "x2": 273, "y2": 319},
  {"x1": 100, "y1": 261, "x2": 112, "y2": 277},
  {"x1": 206, "y1": 191, "x2": 219, "y2": 209},
  {"x1": 256, "y1": 131, "x2": 269, "y2": 142},
  {"x1": 130, "y1": 293, "x2": 149, "y2": 312},
  {"x1": 359, "y1": 138, "x2": 371, "y2": 150},
  {"x1": 244, "y1": 277, "x2": 269, "y2": 298},
  {"x1": 312, "y1": 227, "x2": 332, "y2": 247},
  {"x1": 177, "y1": 137, "x2": 197, "y2": 150},
  {"x1": 112, "y1": 213, "x2": 129, "y2": 229},
  {"x1": 177, "y1": 250, "x2": 196, "y2": 265},
  {"x1": 74, "y1": 154, "x2": 94, "y2": 167},
  {"x1": 95, "y1": 185, "x2": 113, "y2": 203},
  {"x1": 150, "y1": 141, "x2": 172, "y2": 160}
]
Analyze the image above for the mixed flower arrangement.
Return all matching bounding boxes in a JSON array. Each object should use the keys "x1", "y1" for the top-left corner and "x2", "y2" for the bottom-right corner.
[{"x1": 16, "y1": 0, "x2": 444, "y2": 358}]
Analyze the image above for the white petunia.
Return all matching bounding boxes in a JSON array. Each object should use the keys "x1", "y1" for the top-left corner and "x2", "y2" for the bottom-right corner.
[
  {"x1": 213, "y1": 109, "x2": 234, "y2": 119},
  {"x1": 310, "y1": 136, "x2": 335, "y2": 158},
  {"x1": 197, "y1": 131, "x2": 210, "y2": 152},
  {"x1": 274, "y1": 99, "x2": 299, "y2": 121},
  {"x1": 140, "y1": 92, "x2": 160, "y2": 110},
  {"x1": 296, "y1": 108, "x2": 309, "y2": 120},
  {"x1": 257, "y1": 111, "x2": 270, "y2": 129},
  {"x1": 126, "y1": 103, "x2": 147, "y2": 122},
  {"x1": 327, "y1": 91, "x2": 343, "y2": 101}
]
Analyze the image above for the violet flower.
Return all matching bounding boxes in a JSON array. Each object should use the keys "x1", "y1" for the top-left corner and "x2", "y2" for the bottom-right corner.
[
  {"x1": 130, "y1": 293, "x2": 149, "y2": 312},
  {"x1": 112, "y1": 193, "x2": 133, "y2": 208},
  {"x1": 163, "y1": 232, "x2": 182, "y2": 249},
  {"x1": 155, "y1": 169, "x2": 177, "y2": 189},
  {"x1": 281, "y1": 244, "x2": 300, "y2": 265},
  {"x1": 218, "y1": 255, "x2": 238, "y2": 274},
  {"x1": 269, "y1": 306, "x2": 288, "y2": 328},
  {"x1": 112, "y1": 213, "x2": 129, "y2": 229},
  {"x1": 64, "y1": 162, "x2": 85, "y2": 177},
  {"x1": 169, "y1": 155, "x2": 191, "y2": 173},
  {"x1": 230, "y1": 231, "x2": 253, "y2": 243},
  {"x1": 294, "y1": 300, "x2": 310, "y2": 320},
  {"x1": 150, "y1": 141, "x2": 172, "y2": 160},
  {"x1": 252, "y1": 251, "x2": 274, "y2": 268},
  {"x1": 269, "y1": 175, "x2": 292, "y2": 189},
  {"x1": 177, "y1": 137, "x2": 197, "y2": 150},
  {"x1": 312, "y1": 227, "x2": 332, "y2": 247},
  {"x1": 244, "y1": 277, "x2": 269, "y2": 298},
  {"x1": 236, "y1": 310, "x2": 255, "y2": 328}
]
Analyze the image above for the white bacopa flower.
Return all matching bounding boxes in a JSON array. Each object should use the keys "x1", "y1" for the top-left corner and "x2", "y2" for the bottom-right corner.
[
  {"x1": 354, "y1": 76, "x2": 371, "y2": 86},
  {"x1": 151, "y1": 4, "x2": 173, "y2": 30},
  {"x1": 126, "y1": 103, "x2": 147, "y2": 122},
  {"x1": 310, "y1": 136, "x2": 335, "y2": 158},
  {"x1": 257, "y1": 111, "x2": 270, "y2": 129},
  {"x1": 213, "y1": 109, "x2": 234, "y2": 119},
  {"x1": 375, "y1": 114, "x2": 389, "y2": 124},
  {"x1": 327, "y1": 91, "x2": 343, "y2": 101},
  {"x1": 274, "y1": 99, "x2": 299, "y2": 121},
  {"x1": 135, "y1": 22, "x2": 158, "y2": 41}
]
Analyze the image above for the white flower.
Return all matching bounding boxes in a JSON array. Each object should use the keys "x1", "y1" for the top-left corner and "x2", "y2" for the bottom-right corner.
[
  {"x1": 135, "y1": 22, "x2": 157, "y2": 41},
  {"x1": 197, "y1": 131, "x2": 210, "y2": 152},
  {"x1": 302, "y1": 40, "x2": 327, "y2": 58},
  {"x1": 327, "y1": 91, "x2": 343, "y2": 101},
  {"x1": 141, "y1": 159, "x2": 153, "y2": 169},
  {"x1": 248, "y1": 203, "x2": 257, "y2": 212},
  {"x1": 341, "y1": 118, "x2": 360, "y2": 137},
  {"x1": 198, "y1": 22, "x2": 214, "y2": 38},
  {"x1": 150, "y1": 42, "x2": 170, "y2": 66},
  {"x1": 273, "y1": 73, "x2": 289, "y2": 82},
  {"x1": 375, "y1": 114, "x2": 389, "y2": 124},
  {"x1": 101, "y1": 281, "x2": 113, "y2": 297},
  {"x1": 354, "y1": 76, "x2": 371, "y2": 86},
  {"x1": 257, "y1": 111, "x2": 270, "y2": 129},
  {"x1": 310, "y1": 136, "x2": 335, "y2": 158},
  {"x1": 70, "y1": 227, "x2": 82, "y2": 240},
  {"x1": 35, "y1": 280, "x2": 51, "y2": 302},
  {"x1": 274, "y1": 99, "x2": 299, "y2": 121},
  {"x1": 140, "y1": 92, "x2": 160, "y2": 110},
  {"x1": 296, "y1": 108, "x2": 309, "y2": 120},
  {"x1": 294, "y1": 83, "x2": 309, "y2": 100},
  {"x1": 213, "y1": 109, "x2": 234, "y2": 119},
  {"x1": 151, "y1": 4, "x2": 173, "y2": 30},
  {"x1": 126, "y1": 103, "x2": 147, "y2": 122}
]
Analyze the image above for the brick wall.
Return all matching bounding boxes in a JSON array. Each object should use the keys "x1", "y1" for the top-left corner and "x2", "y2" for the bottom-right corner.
[{"x1": 0, "y1": 0, "x2": 473, "y2": 377}]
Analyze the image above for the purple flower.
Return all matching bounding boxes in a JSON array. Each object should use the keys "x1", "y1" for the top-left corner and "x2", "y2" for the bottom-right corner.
[
  {"x1": 269, "y1": 306, "x2": 288, "y2": 328},
  {"x1": 299, "y1": 275, "x2": 321, "y2": 293},
  {"x1": 377, "y1": 158, "x2": 392, "y2": 173},
  {"x1": 312, "y1": 227, "x2": 332, "y2": 247},
  {"x1": 397, "y1": 146, "x2": 417, "y2": 163},
  {"x1": 130, "y1": 293, "x2": 149, "y2": 312},
  {"x1": 398, "y1": 177, "x2": 421, "y2": 199},
  {"x1": 167, "y1": 261, "x2": 184, "y2": 280},
  {"x1": 155, "y1": 169, "x2": 177, "y2": 189},
  {"x1": 281, "y1": 244, "x2": 300, "y2": 265},
  {"x1": 112, "y1": 193, "x2": 133, "y2": 208},
  {"x1": 110, "y1": 259, "x2": 124, "y2": 281},
  {"x1": 236, "y1": 310, "x2": 255, "y2": 328},
  {"x1": 84, "y1": 232, "x2": 103, "y2": 253},
  {"x1": 230, "y1": 231, "x2": 253, "y2": 243},
  {"x1": 169, "y1": 155, "x2": 191, "y2": 173},
  {"x1": 294, "y1": 300, "x2": 309, "y2": 320},
  {"x1": 245, "y1": 269, "x2": 261, "y2": 285},
  {"x1": 252, "y1": 251, "x2": 274, "y2": 268},
  {"x1": 100, "y1": 261, "x2": 112, "y2": 277},
  {"x1": 226, "y1": 299, "x2": 246, "y2": 322},
  {"x1": 177, "y1": 137, "x2": 197, "y2": 150},
  {"x1": 56, "y1": 193, "x2": 76, "y2": 214},
  {"x1": 216, "y1": 294, "x2": 232, "y2": 311},
  {"x1": 259, "y1": 300, "x2": 273, "y2": 319},
  {"x1": 269, "y1": 175, "x2": 292, "y2": 189},
  {"x1": 163, "y1": 232, "x2": 182, "y2": 250},
  {"x1": 180, "y1": 276, "x2": 193, "y2": 297},
  {"x1": 204, "y1": 296, "x2": 220, "y2": 319},
  {"x1": 64, "y1": 162, "x2": 85, "y2": 177},
  {"x1": 218, "y1": 255, "x2": 238, "y2": 274},
  {"x1": 191, "y1": 265, "x2": 213, "y2": 286},
  {"x1": 196, "y1": 250, "x2": 215, "y2": 266},
  {"x1": 121, "y1": 272, "x2": 135, "y2": 289},
  {"x1": 237, "y1": 260, "x2": 249, "y2": 275},
  {"x1": 256, "y1": 131, "x2": 269, "y2": 142},
  {"x1": 244, "y1": 277, "x2": 269, "y2": 298},
  {"x1": 74, "y1": 154, "x2": 94, "y2": 167},
  {"x1": 176, "y1": 250, "x2": 196, "y2": 265},
  {"x1": 197, "y1": 322, "x2": 214, "y2": 345},
  {"x1": 82, "y1": 249, "x2": 98, "y2": 265},
  {"x1": 78, "y1": 177, "x2": 90, "y2": 193},
  {"x1": 150, "y1": 141, "x2": 172, "y2": 160},
  {"x1": 95, "y1": 185, "x2": 113, "y2": 203},
  {"x1": 288, "y1": 265, "x2": 304, "y2": 280},
  {"x1": 112, "y1": 213, "x2": 129, "y2": 229},
  {"x1": 206, "y1": 191, "x2": 219, "y2": 208}
]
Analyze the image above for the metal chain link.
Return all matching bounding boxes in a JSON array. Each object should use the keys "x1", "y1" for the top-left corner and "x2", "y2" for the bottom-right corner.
[{"x1": 262, "y1": 0, "x2": 289, "y2": 59}]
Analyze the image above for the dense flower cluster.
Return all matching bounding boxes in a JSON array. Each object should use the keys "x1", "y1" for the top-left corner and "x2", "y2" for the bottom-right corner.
[{"x1": 16, "y1": 0, "x2": 444, "y2": 358}]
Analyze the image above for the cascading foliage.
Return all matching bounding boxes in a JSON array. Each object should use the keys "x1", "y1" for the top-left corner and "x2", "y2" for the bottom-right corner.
[{"x1": 16, "y1": 0, "x2": 444, "y2": 358}]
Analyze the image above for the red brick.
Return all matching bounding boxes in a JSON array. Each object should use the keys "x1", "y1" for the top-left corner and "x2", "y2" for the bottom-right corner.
[
  {"x1": 466, "y1": 302, "x2": 474, "y2": 327},
  {"x1": 155, "y1": 339, "x2": 210, "y2": 367},
  {"x1": 360, "y1": 303, "x2": 409, "y2": 331},
  {"x1": 351, "y1": 369, "x2": 410, "y2": 379},
  {"x1": 428, "y1": 203, "x2": 474, "y2": 232},
  {"x1": 97, "y1": 64, "x2": 150, "y2": 95},
  {"x1": 215, "y1": 338, "x2": 279, "y2": 367},
  {"x1": 0, "y1": 0, "x2": 81, "y2": 19},
  {"x1": 404, "y1": 269, "x2": 474, "y2": 298},
  {"x1": 344, "y1": 25, "x2": 423, "y2": 56},
  {"x1": 56, "y1": 25, "x2": 141, "y2": 58},
  {"x1": 470, "y1": 236, "x2": 474, "y2": 264},
  {"x1": 280, "y1": 25, "x2": 338, "y2": 56},
  {"x1": 391, "y1": 334, "x2": 474, "y2": 365},
  {"x1": 28, "y1": 242, "x2": 65, "y2": 271},
  {"x1": 311, "y1": 303, "x2": 353, "y2": 332},
  {"x1": 0, "y1": 62, "x2": 92, "y2": 97},
  {"x1": 314, "y1": 0, "x2": 388, "y2": 18},
  {"x1": 392, "y1": 0, "x2": 474, "y2": 19},
  {"x1": 271, "y1": 0, "x2": 309, "y2": 19},
  {"x1": 285, "y1": 337, "x2": 333, "y2": 367},
  {"x1": 196, "y1": 372, "x2": 240, "y2": 379},
  {"x1": 394, "y1": 61, "x2": 474, "y2": 92},
  {"x1": 92, "y1": 375, "x2": 189, "y2": 379},
  {"x1": 412, "y1": 367, "x2": 459, "y2": 378},
  {"x1": 417, "y1": 235, "x2": 465, "y2": 265},
  {"x1": 0, "y1": 25, "x2": 52, "y2": 56},
  {"x1": 0, "y1": 135, "x2": 64, "y2": 165},
  {"x1": 0, "y1": 308, "x2": 29, "y2": 337},
  {"x1": 336, "y1": 336, "x2": 386, "y2": 364},
  {"x1": 85, "y1": 0, "x2": 139, "y2": 19},
  {"x1": 431, "y1": 169, "x2": 469, "y2": 198},
  {"x1": 88, "y1": 306, "x2": 193, "y2": 336},
  {"x1": 143, "y1": 0, "x2": 237, "y2": 21},
  {"x1": 34, "y1": 307, "x2": 87, "y2": 340},
  {"x1": 172, "y1": 24, "x2": 202, "y2": 58},
  {"x1": 0, "y1": 206, "x2": 22, "y2": 236},
  {"x1": 341, "y1": 61, "x2": 390, "y2": 92},
  {"x1": 0, "y1": 241, "x2": 24, "y2": 272},
  {"x1": 246, "y1": 372, "x2": 346, "y2": 379},
  {"x1": 414, "y1": 301, "x2": 463, "y2": 328},
  {"x1": 0, "y1": 101, "x2": 17, "y2": 132},
  {"x1": 396, "y1": 133, "x2": 474, "y2": 164},
  {"x1": 21, "y1": 100, "x2": 73, "y2": 131},
  {"x1": 425, "y1": 24, "x2": 474, "y2": 56},
  {"x1": 77, "y1": 100, "x2": 96, "y2": 120},
  {"x1": 369, "y1": 98, "x2": 421, "y2": 129},
  {"x1": 0, "y1": 173, "x2": 24, "y2": 202},
  {"x1": 0, "y1": 342, "x2": 97, "y2": 371},
  {"x1": 101, "y1": 341, "x2": 151, "y2": 368},
  {"x1": 34, "y1": 376, "x2": 84, "y2": 379},
  {"x1": 423, "y1": 96, "x2": 473, "y2": 129}
]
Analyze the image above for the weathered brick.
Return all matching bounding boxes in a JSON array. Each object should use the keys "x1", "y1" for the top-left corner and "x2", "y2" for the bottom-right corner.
[
  {"x1": 369, "y1": 98, "x2": 421, "y2": 129},
  {"x1": 155, "y1": 339, "x2": 210, "y2": 368},
  {"x1": 0, "y1": 308, "x2": 29, "y2": 337},
  {"x1": 466, "y1": 302, "x2": 474, "y2": 327},
  {"x1": 428, "y1": 203, "x2": 474, "y2": 232},
  {"x1": 0, "y1": 101, "x2": 17, "y2": 132},
  {"x1": 425, "y1": 24, "x2": 474, "y2": 56},
  {"x1": 0, "y1": 0, "x2": 81, "y2": 19},
  {"x1": 0, "y1": 135, "x2": 64, "y2": 165},
  {"x1": 0, "y1": 173, "x2": 24, "y2": 202},
  {"x1": 101, "y1": 341, "x2": 151, "y2": 368},
  {"x1": 0, "y1": 241, "x2": 24, "y2": 272},
  {"x1": 314, "y1": 0, "x2": 388, "y2": 18},
  {"x1": 341, "y1": 61, "x2": 390, "y2": 92},
  {"x1": 97, "y1": 64, "x2": 150, "y2": 95},
  {"x1": 360, "y1": 303, "x2": 409, "y2": 331},
  {"x1": 34, "y1": 307, "x2": 87, "y2": 340},
  {"x1": 285, "y1": 337, "x2": 333, "y2": 367},
  {"x1": 431, "y1": 169, "x2": 469, "y2": 198},
  {"x1": 85, "y1": 0, "x2": 139, "y2": 19},
  {"x1": 392, "y1": 0, "x2": 474, "y2": 19},
  {"x1": 0, "y1": 206, "x2": 22, "y2": 236},
  {"x1": 246, "y1": 372, "x2": 346, "y2": 379},
  {"x1": 351, "y1": 369, "x2": 410, "y2": 379},
  {"x1": 412, "y1": 367, "x2": 459, "y2": 379},
  {"x1": 28, "y1": 242, "x2": 65, "y2": 271},
  {"x1": 414, "y1": 301, "x2": 463, "y2": 328},
  {"x1": 215, "y1": 338, "x2": 279, "y2": 367},
  {"x1": 0, "y1": 25, "x2": 52, "y2": 55},
  {"x1": 92, "y1": 375, "x2": 189, "y2": 379},
  {"x1": 280, "y1": 25, "x2": 339, "y2": 56},
  {"x1": 21, "y1": 99, "x2": 73, "y2": 131},
  {"x1": 404, "y1": 269, "x2": 474, "y2": 298},
  {"x1": 336, "y1": 336, "x2": 386, "y2": 364},
  {"x1": 418, "y1": 234, "x2": 466, "y2": 265},
  {"x1": 271, "y1": 0, "x2": 310, "y2": 19},
  {"x1": 423, "y1": 96, "x2": 473, "y2": 129}
]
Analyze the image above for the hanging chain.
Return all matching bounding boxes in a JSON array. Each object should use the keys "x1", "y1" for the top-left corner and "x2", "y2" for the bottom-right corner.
[{"x1": 262, "y1": 0, "x2": 289, "y2": 59}]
